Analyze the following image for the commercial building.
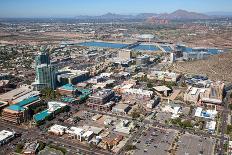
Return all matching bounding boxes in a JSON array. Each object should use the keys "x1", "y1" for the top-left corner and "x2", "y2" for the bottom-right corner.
[
  {"x1": 87, "y1": 89, "x2": 115, "y2": 111},
  {"x1": 88, "y1": 76, "x2": 106, "y2": 84},
  {"x1": 121, "y1": 88, "x2": 153, "y2": 100},
  {"x1": 118, "y1": 49, "x2": 131, "y2": 60},
  {"x1": 23, "y1": 141, "x2": 39, "y2": 155},
  {"x1": 57, "y1": 69, "x2": 89, "y2": 86},
  {"x1": 2, "y1": 96, "x2": 41, "y2": 124},
  {"x1": 136, "y1": 55, "x2": 150, "y2": 65},
  {"x1": 148, "y1": 71, "x2": 181, "y2": 82},
  {"x1": 0, "y1": 130, "x2": 15, "y2": 145},
  {"x1": 153, "y1": 86, "x2": 172, "y2": 97},
  {"x1": 33, "y1": 52, "x2": 57, "y2": 90},
  {"x1": 162, "y1": 103, "x2": 182, "y2": 118},
  {"x1": 66, "y1": 127, "x2": 84, "y2": 141},
  {"x1": 112, "y1": 72, "x2": 130, "y2": 81},
  {"x1": 115, "y1": 120, "x2": 135, "y2": 134},
  {"x1": 194, "y1": 107, "x2": 217, "y2": 120},
  {"x1": 0, "y1": 84, "x2": 37, "y2": 104},
  {"x1": 146, "y1": 97, "x2": 160, "y2": 109},
  {"x1": 205, "y1": 121, "x2": 216, "y2": 133},
  {"x1": 33, "y1": 101, "x2": 68, "y2": 123},
  {"x1": 184, "y1": 82, "x2": 224, "y2": 109},
  {"x1": 112, "y1": 104, "x2": 131, "y2": 115},
  {"x1": 57, "y1": 84, "x2": 91, "y2": 104},
  {"x1": 200, "y1": 82, "x2": 224, "y2": 107},
  {"x1": 48, "y1": 124, "x2": 67, "y2": 136},
  {"x1": 102, "y1": 134, "x2": 123, "y2": 150},
  {"x1": 183, "y1": 51, "x2": 210, "y2": 60},
  {"x1": 35, "y1": 52, "x2": 50, "y2": 66},
  {"x1": 48, "y1": 124, "x2": 100, "y2": 142}
]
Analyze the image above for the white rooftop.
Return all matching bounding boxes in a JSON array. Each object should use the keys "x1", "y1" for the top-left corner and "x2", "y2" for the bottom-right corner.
[
  {"x1": 0, "y1": 130, "x2": 14, "y2": 142},
  {"x1": 82, "y1": 131, "x2": 94, "y2": 138},
  {"x1": 49, "y1": 124, "x2": 67, "y2": 133},
  {"x1": 153, "y1": 86, "x2": 171, "y2": 92},
  {"x1": 194, "y1": 107, "x2": 203, "y2": 117},
  {"x1": 48, "y1": 101, "x2": 67, "y2": 113}
]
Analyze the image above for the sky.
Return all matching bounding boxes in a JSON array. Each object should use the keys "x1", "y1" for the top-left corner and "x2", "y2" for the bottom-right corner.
[{"x1": 0, "y1": 0, "x2": 232, "y2": 18}]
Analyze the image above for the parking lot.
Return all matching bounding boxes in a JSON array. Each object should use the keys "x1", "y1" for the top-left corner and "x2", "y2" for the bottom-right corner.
[
  {"x1": 133, "y1": 127, "x2": 177, "y2": 155},
  {"x1": 176, "y1": 133, "x2": 216, "y2": 155}
]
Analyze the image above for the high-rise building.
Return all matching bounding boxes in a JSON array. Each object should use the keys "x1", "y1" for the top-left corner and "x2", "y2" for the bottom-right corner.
[
  {"x1": 35, "y1": 52, "x2": 50, "y2": 66},
  {"x1": 33, "y1": 52, "x2": 57, "y2": 90}
]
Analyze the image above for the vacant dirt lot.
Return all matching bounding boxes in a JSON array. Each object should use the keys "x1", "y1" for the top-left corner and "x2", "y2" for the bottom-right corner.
[{"x1": 172, "y1": 51, "x2": 232, "y2": 83}]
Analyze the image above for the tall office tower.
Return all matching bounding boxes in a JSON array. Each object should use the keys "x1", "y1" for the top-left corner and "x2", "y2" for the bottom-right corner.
[
  {"x1": 35, "y1": 52, "x2": 50, "y2": 66},
  {"x1": 33, "y1": 52, "x2": 57, "y2": 90}
]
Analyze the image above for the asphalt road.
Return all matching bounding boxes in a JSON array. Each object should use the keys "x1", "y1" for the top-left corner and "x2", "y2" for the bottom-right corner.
[
  {"x1": 219, "y1": 91, "x2": 230, "y2": 155},
  {"x1": 0, "y1": 119, "x2": 112, "y2": 155}
]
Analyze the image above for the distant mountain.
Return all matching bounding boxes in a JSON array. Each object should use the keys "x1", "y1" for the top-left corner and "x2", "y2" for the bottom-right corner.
[
  {"x1": 99, "y1": 13, "x2": 134, "y2": 19},
  {"x1": 136, "y1": 13, "x2": 158, "y2": 19},
  {"x1": 75, "y1": 13, "x2": 134, "y2": 20},
  {"x1": 206, "y1": 12, "x2": 232, "y2": 17},
  {"x1": 74, "y1": 10, "x2": 212, "y2": 20},
  {"x1": 158, "y1": 10, "x2": 210, "y2": 20}
]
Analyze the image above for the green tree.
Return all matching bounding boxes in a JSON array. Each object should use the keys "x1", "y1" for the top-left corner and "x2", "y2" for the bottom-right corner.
[{"x1": 15, "y1": 143, "x2": 24, "y2": 153}]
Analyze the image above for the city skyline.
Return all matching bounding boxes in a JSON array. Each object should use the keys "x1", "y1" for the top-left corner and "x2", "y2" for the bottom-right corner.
[{"x1": 0, "y1": 0, "x2": 232, "y2": 18}]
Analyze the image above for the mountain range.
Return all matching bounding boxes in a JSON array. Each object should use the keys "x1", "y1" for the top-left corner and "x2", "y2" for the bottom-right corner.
[{"x1": 74, "y1": 10, "x2": 227, "y2": 20}]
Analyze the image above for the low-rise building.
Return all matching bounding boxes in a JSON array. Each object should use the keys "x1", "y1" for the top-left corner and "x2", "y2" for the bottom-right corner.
[
  {"x1": 153, "y1": 86, "x2": 172, "y2": 97},
  {"x1": 2, "y1": 96, "x2": 41, "y2": 124},
  {"x1": 102, "y1": 134, "x2": 123, "y2": 150},
  {"x1": 205, "y1": 121, "x2": 216, "y2": 133},
  {"x1": 136, "y1": 55, "x2": 150, "y2": 65},
  {"x1": 48, "y1": 124, "x2": 67, "y2": 136},
  {"x1": 87, "y1": 89, "x2": 115, "y2": 111},
  {"x1": 148, "y1": 71, "x2": 180, "y2": 82},
  {"x1": 0, "y1": 130, "x2": 15, "y2": 145},
  {"x1": 33, "y1": 101, "x2": 68, "y2": 123},
  {"x1": 57, "y1": 70, "x2": 89, "y2": 86},
  {"x1": 66, "y1": 127, "x2": 84, "y2": 141},
  {"x1": 194, "y1": 107, "x2": 217, "y2": 120},
  {"x1": 112, "y1": 104, "x2": 131, "y2": 115},
  {"x1": 57, "y1": 84, "x2": 91, "y2": 104},
  {"x1": 121, "y1": 88, "x2": 153, "y2": 100},
  {"x1": 146, "y1": 97, "x2": 160, "y2": 109},
  {"x1": 0, "y1": 84, "x2": 36, "y2": 104},
  {"x1": 23, "y1": 141, "x2": 39, "y2": 155},
  {"x1": 162, "y1": 103, "x2": 182, "y2": 118},
  {"x1": 115, "y1": 120, "x2": 135, "y2": 134},
  {"x1": 82, "y1": 131, "x2": 94, "y2": 142},
  {"x1": 184, "y1": 82, "x2": 224, "y2": 109}
]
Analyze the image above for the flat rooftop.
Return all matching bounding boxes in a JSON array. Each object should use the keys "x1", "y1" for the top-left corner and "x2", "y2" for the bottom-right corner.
[
  {"x1": 0, "y1": 130, "x2": 14, "y2": 142},
  {"x1": 0, "y1": 85, "x2": 33, "y2": 101},
  {"x1": 90, "y1": 89, "x2": 113, "y2": 98},
  {"x1": 5, "y1": 96, "x2": 40, "y2": 112}
]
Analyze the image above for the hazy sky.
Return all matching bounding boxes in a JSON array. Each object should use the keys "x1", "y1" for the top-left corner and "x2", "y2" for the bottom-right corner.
[{"x1": 0, "y1": 0, "x2": 232, "y2": 18}]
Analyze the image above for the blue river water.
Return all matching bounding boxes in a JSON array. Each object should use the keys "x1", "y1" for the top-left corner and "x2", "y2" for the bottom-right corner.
[
  {"x1": 77, "y1": 41, "x2": 222, "y2": 54},
  {"x1": 77, "y1": 41, "x2": 128, "y2": 49},
  {"x1": 77, "y1": 41, "x2": 160, "y2": 51}
]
